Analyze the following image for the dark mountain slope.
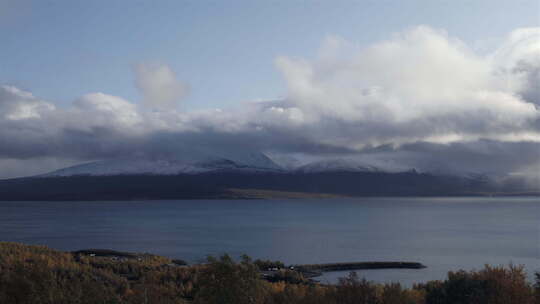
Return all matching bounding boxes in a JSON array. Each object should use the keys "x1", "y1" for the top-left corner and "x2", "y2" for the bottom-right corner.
[{"x1": 0, "y1": 170, "x2": 508, "y2": 201}]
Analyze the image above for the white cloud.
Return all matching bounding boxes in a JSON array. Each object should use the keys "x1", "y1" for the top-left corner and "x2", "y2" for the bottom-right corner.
[
  {"x1": 134, "y1": 63, "x2": 189, "y2": 110},
  {"x1": 72, "y1": 93, "x2": 143, "y2": 130},
  {"x1": 276, "y1": 26, "x2": 538, "y2": 133},
  {"x1": 0, "y1": 85, "x2": 55, "y2": 120},
  {"x1": 492, "y1": 27, "x2": 540, "y2": 70}
]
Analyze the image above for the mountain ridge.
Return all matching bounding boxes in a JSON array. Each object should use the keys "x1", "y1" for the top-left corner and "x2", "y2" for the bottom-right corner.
[
  {"x1": 1, "y1": 169, "x2": 536, "y2": 201},
  {"x1": 42, "y1": 152, "x2": 284, "y2": 177},
  {"x1": 1, "y1": 153, "x2": 537, "y2": 201}
]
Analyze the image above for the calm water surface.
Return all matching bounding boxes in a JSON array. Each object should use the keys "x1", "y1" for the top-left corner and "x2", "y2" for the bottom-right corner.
[{"x1": 0, "y1": 197, "x2": 538, "y2": 286}]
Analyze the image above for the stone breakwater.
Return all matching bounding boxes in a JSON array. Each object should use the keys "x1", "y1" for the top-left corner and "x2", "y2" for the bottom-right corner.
[{"x1": 293, "y1": 261, "x2": 426, "y2": 277}]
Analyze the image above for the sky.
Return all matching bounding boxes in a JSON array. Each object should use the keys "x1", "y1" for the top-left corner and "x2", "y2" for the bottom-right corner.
[{"x1": 0, "y1": 0, "x2": 539, "y2": 179}]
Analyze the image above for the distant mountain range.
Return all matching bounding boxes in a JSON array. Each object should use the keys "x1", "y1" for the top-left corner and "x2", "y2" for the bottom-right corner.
[
  {"x1": 0, "y1": 153, "x2": 537, "y2": 200},
  {"x1": 42, "y1": 155, "x2": 385, "y2": 177},
  {"x1": 43, "y1": 152, "x2": 283, "y2": 176}
]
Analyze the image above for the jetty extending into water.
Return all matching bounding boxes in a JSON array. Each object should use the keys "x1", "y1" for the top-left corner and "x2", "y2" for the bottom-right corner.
[
  {"x1": 295, "y1": 261, "x2": 426, "y2": 272},
  {"x1": 290, "y1": 261, "x2": 426, "y2": 278}
]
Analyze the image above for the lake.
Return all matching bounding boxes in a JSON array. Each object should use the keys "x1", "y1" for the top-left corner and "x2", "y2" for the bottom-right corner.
[{"x1": 0, "y1": 197, "x2": 538, "y2": 286}]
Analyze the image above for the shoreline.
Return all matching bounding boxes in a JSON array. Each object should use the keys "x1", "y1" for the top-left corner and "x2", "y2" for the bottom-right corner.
[{"x1": 71, "y1": 248, "x2": 427, "y2": 281}]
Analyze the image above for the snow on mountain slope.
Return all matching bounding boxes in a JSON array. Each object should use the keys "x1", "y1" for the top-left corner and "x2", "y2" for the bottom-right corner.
[
  {"x1": 43, "y1": 155, "x2": 386, "y2": 177},
  {"x1": 295, "y1": 158, "x2": 380, "y2": 173},
  {"x1": 43, "y1": 152, "x2": 283, "y2": 177},
  {"x1": 44, "y1": 159, "x2": 213, "y2": 176},
  {"x1": 221, "y1": 151, "x2": 282, "y2": 171},
  {"x1": 39, "y1": 153, "x2": 499, "y2": 179}
]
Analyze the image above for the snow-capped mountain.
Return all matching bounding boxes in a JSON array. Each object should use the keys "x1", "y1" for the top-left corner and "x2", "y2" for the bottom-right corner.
[
  {"x1": 43, "y1": 152, "x2": 283, "y2": 177},
  {"x1": 295, "y1": 158, "x2": 380, "y2": 173},
  {"x1": 39, "y1": 151, "x2": 503, "y2": 179},
  {"x1": 3, "y1": 152, "x2": 536, "y2": 201},
  {"x1": 43, "y1": 154, "x2": 390, "y2": 177}
]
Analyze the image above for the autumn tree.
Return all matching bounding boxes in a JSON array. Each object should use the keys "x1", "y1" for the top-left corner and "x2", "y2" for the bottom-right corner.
[{"x1": 194, "y1": 254, "x2": 267, "y2": 304}]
